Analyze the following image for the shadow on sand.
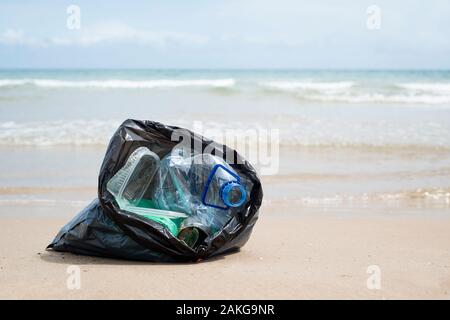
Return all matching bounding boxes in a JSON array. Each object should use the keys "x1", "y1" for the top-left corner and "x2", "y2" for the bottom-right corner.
[{"x1": 39, "y1": 248, "x2": 239, "y2": 266}]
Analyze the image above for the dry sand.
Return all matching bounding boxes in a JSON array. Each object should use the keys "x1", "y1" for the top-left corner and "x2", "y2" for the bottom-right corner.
[{"x1": 1, "y1": 205, "x2": 449, "y2": 299}]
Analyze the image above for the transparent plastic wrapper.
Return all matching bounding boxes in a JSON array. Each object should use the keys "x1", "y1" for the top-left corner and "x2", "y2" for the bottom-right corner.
[{"x1": 47, "y1": 119, "x2": 263, "y2": 262}]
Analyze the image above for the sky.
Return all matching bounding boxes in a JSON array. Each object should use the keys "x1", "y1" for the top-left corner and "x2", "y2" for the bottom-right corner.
[{"x1": 0, "y1": 0, "x2": 449, "y2": 69}]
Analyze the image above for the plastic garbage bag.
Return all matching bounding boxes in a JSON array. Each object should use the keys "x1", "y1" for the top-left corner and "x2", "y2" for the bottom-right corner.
[{"x1": 47, "y1": 119, "x2": 263, "y2": 262}]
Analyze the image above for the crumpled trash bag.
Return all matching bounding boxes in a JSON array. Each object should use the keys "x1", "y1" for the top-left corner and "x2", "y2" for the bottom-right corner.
[{"x1": 47, "y1": 119, "x2": 263, "y2": 262}]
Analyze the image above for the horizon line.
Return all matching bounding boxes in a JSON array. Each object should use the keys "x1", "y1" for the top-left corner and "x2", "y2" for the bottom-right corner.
[{"x1": 1, "y1": 67, "x2": 450, "y2": 72}]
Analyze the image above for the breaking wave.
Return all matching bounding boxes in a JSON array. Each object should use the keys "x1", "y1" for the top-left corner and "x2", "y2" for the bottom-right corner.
[
  {"x1": 0, "y1": 78, "x2": 236, "y2": 89},
  {"x1": 259, "y1": 81, "x2": 450, "y2": 104},
  {"x1": 261, "y1": 81, "x2": 355, "y2": 92},
  {"x1": 1, "y1": 119, "x2": 450, "y2": 149},
  {"x1": 398, "y1": 82, "x2": 450, "y2": 94}
]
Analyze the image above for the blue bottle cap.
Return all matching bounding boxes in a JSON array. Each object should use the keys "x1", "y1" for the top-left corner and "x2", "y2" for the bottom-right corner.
[{"x1": 221, "y1": 182, "x2": 247, "y2": 208}]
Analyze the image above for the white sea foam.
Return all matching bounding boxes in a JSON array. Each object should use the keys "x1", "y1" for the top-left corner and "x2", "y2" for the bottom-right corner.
[
  {"x1": 261, "y1": 81, "x2": 355, "y2": 92},
  {"x1": 260, "y1": 81, "x2": 450, "y2": 104},
  {"x1": 398, "y1": 83, "x2": 450, "y2": 94},
  {"x1": 264, "y1": 188, "x2": 450, "y2": 207},
  {"x1": 2, "y1": 118, "x2": 450, "y2": 149},
  {"x1": 302, "y1": 93, "x2": 450, "y2": 104},
  {"x1": 0, "y1": 120, "x2": 119, "y2": 146},
  {"x1": 0, "y1": 78, "x2": 236, "y2": 89}
]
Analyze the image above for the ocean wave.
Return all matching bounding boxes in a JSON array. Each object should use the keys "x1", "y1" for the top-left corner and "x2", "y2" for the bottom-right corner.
[
  {"x1": 1, "y1": 119, "x2": 450, "y2": 150},
  {"x1": 261, "y1": 81, "x2": 355, "y2": 92},
  {"x1": 2, "y1": 78, "x2": 450, "y2": 105},
  {"x1": 301, "y1": 93, "x2": 450, "y2": 104},
  {"x1": 398, "y1": 82, "x2": 450, "y2": 94},
  {"x1": 275, "y1": 141, "x2": 450, "y2": 151},
  {"x1": 259, "y1": 81, "x2": 450, "y2": 104},
  {"x1": 263, "y1": 187, "x2": 450, "y2": 207},
  {"x1": 0, "y1": 120, "x2": 119, "y2": 146},
  {"x1": 0, "y1": 78, "x2": 236, "y2": 89}
]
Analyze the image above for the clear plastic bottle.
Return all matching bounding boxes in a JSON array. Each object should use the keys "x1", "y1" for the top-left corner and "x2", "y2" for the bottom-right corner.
[
  {"x1": 106, "y1": 147, "x2": 187, "y2": 236},
  {"x1": 107, "y1": 147, "x2": 248, "y2": 247},
  {"x1": 152, "y1": 151, "x2": 247, "y2": 239}
]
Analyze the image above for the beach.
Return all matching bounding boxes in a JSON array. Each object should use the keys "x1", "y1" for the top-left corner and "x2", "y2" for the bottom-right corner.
[
  {"x1": 1, "y1": 69, "x2": 450, "y2": 299},
  {"x1": 1, "y1": 204, "x2": 450, "y2": 299}
]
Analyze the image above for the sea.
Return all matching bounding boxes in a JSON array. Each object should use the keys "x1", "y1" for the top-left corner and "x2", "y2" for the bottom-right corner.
[{"x1": 1, "y1": 69, "x2": 449, "y2": 216}]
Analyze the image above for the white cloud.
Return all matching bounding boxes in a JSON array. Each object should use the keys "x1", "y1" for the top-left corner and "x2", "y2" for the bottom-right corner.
[
  {"x1": 63, "y1": 22, "x2": 209, "y2": 47},
  {"x1": 0, "y1": 23, "x2": 209, "y2": 48},
  {"x1": 220, "y1": 34, "x2": 305, "y2": 47},
  {"x1": 0, "y1": 29, "x2": 46, "y2": 47}
]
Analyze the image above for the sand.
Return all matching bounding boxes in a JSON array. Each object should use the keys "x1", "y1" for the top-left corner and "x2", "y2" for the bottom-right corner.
[{"x1": 1, "y1": 204, "x2": 449, "y2": 299}]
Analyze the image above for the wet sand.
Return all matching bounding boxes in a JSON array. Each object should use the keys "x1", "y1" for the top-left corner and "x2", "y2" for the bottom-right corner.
[{"x1": 0, "y1": 203, "x2": 449, "y2": 299}]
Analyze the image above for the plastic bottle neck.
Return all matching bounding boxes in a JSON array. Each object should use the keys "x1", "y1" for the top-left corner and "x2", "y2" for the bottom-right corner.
[{"x1": 220, "y1": 181, "x2": 246, "y2": 208}]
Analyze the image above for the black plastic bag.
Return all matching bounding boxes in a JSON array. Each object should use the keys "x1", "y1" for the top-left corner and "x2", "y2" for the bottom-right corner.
[{"x1": 48, "y1": 119, "x2": 263, "y2": 262}]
